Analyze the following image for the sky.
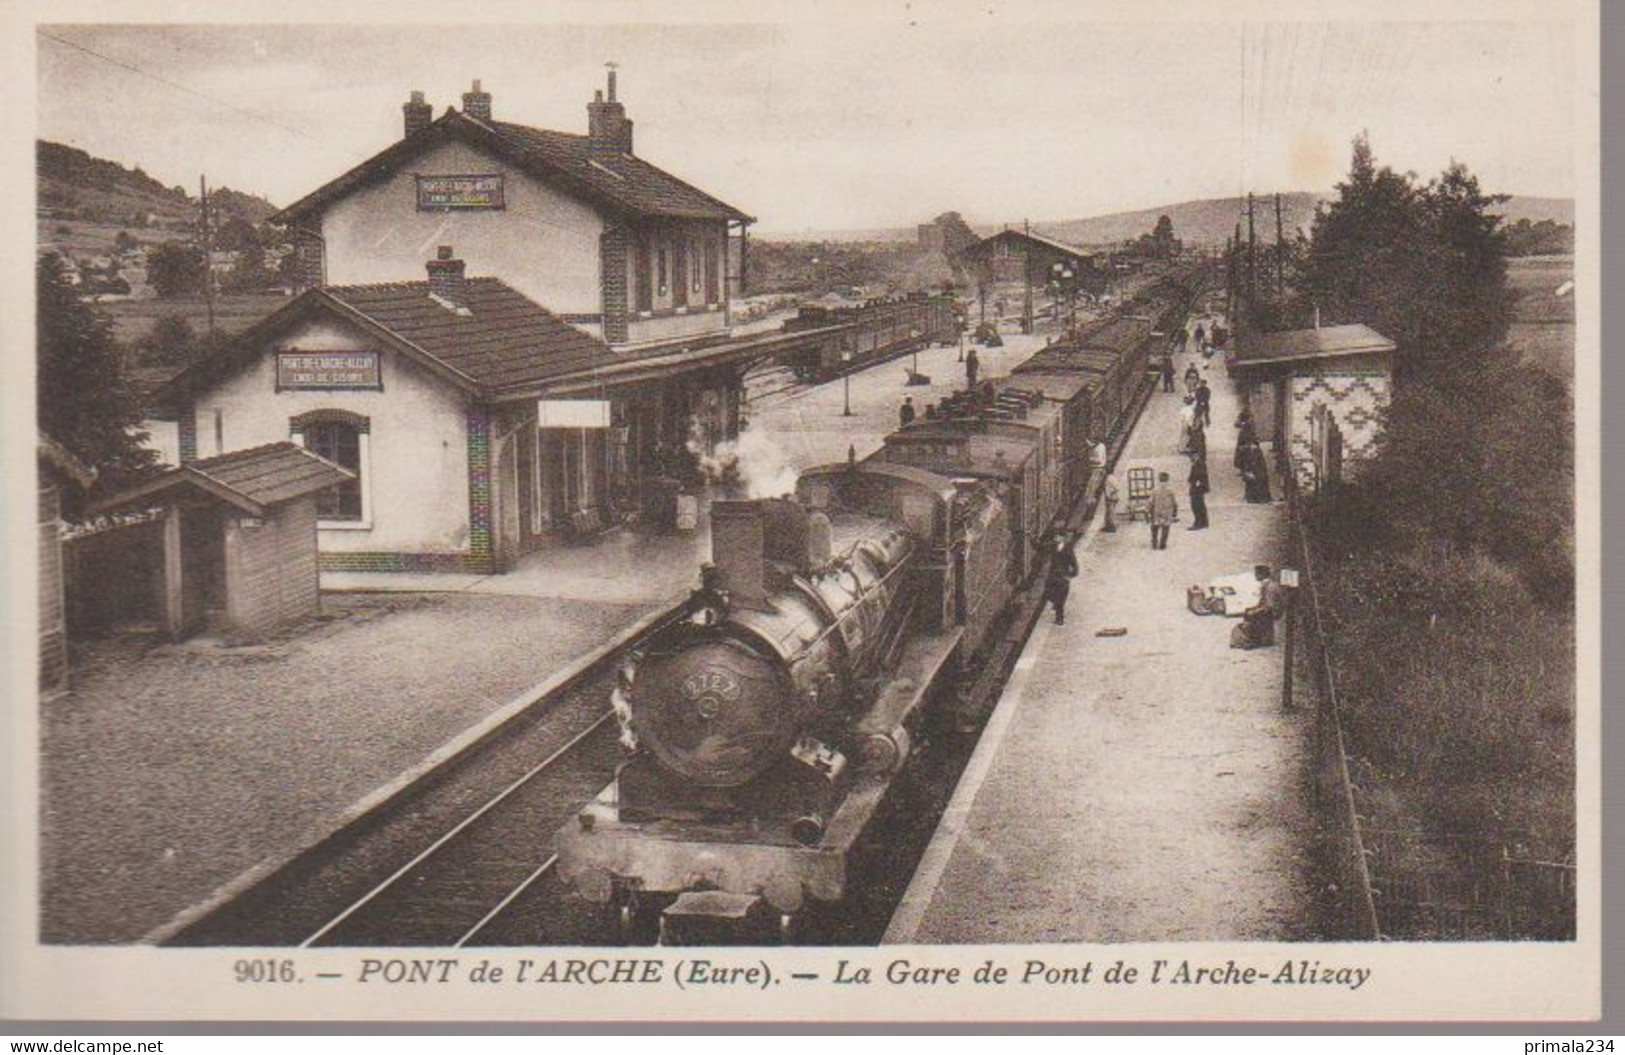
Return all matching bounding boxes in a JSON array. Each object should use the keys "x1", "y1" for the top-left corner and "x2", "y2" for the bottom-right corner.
[{"x1": 35, "y1": 13, "x2": 1578, "y2": 235}]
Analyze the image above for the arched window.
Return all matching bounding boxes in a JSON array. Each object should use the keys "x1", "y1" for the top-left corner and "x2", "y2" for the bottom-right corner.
[{"x1": 291, "y1": 410, "x2": 368, "y2": 524}]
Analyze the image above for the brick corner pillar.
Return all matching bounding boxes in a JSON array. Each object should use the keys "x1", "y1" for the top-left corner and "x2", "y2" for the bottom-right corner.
[
  {"x1": 465, "y1": 408, "x2": 496, "y2": 574},
  {"x1": 177, "y1": 406, "x2": 198, "y2": 464},
  {"x1": 601, "y1": 227, "x2": 631, "y2": 344},
  {"x1": 293, "y1": 228, "x2": 325, "y2": 292}
]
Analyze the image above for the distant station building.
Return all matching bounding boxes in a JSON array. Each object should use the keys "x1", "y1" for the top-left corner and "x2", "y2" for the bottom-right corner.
[
  {"x1": 957, "y1": 229, "x2": 1105, "y2": 330},
  {"x1": 153, "y1": 73, "x2": 842, "y2": 574},
  {"x1": 1229, "y1": 322, "x2": 1396, "y2": 491}
]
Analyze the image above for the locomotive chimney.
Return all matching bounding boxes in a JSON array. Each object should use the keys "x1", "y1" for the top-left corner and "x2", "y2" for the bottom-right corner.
[{"x1": 709, "y1": 500, "x2": 769, "y2": 610}]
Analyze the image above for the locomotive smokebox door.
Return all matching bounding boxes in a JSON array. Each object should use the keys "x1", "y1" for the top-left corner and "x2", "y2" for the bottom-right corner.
[{"x1": 637, "y1": 636, "x2": 797, "y2": 788}]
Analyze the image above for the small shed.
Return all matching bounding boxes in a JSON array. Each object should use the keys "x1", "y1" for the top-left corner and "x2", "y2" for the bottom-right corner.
[
  {"x1": 86, "y1": 443, "x2": 353, "y2": 641},
  {"x1": 1229, "y1": 323, "x2": 1396, "y2": 491},
  {"x1": 38, "y1": 434, "x2": 96, "y2": 696}
]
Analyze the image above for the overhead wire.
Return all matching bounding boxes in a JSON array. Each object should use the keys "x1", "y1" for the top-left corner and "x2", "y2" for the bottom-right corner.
[{"x1": 39, "y1": 30, "x2": 322, "y2": 144}]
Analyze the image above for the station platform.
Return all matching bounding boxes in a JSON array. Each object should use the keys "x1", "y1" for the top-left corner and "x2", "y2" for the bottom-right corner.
[
  {"x1": 747, "y1": 325, "x2": 1058, "y2": 473},
  {"x1": 885, "y1": 322, "x2": 1317, "y2": 944}
]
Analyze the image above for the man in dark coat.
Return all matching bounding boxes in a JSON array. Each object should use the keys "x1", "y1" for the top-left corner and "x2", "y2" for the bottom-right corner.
[
  {"x1": 965, "y1": 346, "x2": 980, "y2": 389},
  {"x1": 1187, "y1": 455, "x2": 1210, "y2": 530},
  {"x1": 1195, "y1": 379, "x2": 1212, "y2": 427},
  {"x1": 1160, "y1": 354, "x2": 1176, "y2": 392},
  {"x1": 899, "y1": 396, "x2": 916, "y2": 428},
  {"x1": 1043, "y1": 530, "x2": 1080, "y2": 625}
]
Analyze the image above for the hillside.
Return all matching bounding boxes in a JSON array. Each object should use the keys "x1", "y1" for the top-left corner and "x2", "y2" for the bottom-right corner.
[
  {"x1": 1034, "y1": 194, "x2": 1323, "y2": 249},
  {"x1": 38, "y1": 140, "x2": 279, "y2": 231},
  {"x1": 761, "y1": 193, "x2": 1573, "y2": 248},
  {"x1": 1036, "y1": 193, "x2": 1573, "y2": 250}
]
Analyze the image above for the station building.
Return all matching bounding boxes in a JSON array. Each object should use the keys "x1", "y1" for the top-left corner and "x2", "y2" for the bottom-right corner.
[
  {"x1": 154, "y1": 73, "x2": 823, "y2": 573},
  {"x1": 1229, "y1": 322, "x2": 1396, "y2": 491},
  {"x1": 957, "y1": 229, "x2": 1106, "y2": 329}
]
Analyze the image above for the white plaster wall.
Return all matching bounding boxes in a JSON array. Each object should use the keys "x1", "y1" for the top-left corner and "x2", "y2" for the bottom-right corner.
[
  {"x1": 140, "y1": 419, "x2": 180, "y2": 467},
  {"x1": 318, "y1": 140, "x2": 606, "y2": 315},
  {"x1": 191, "y1": 317, "x2": 473, "y2": 555}
]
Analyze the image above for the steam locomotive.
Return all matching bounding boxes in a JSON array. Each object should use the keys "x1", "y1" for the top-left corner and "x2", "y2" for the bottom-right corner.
[{"x1": 555, "y1": 275, "x2": 1203, "y2": 936}]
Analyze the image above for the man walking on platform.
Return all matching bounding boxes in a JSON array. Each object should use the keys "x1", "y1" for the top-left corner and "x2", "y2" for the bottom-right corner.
[
  {"x1": 1161, "y1": 354, "x2": 1176, "y2": 392},
  {"x1": 965, "y1": 346, "x2": 980, "y2": 390},
  {"x1": 1043, "y1": 530, "x2": 1080, "y2": 625},
  {"x1": 1149, "y1": 472, "x2": 1177, "y2": 550},
  {"x1": 1187, "y1": 455, "x2": 1210, "y2": 530},
  {"x1": 1195, "y1": 378, "x2": 1212, "y2": 427}
]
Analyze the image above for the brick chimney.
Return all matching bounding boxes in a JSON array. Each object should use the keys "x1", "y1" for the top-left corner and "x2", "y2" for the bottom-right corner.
[
  {"x1": 426, "y1": 246, "x2": 468, "y2": 311},
  {"x1": 402, "y1": 90, "x2": 432, "y2": 137},
  {"x1": 586, "y1": 67, "x2": 633, "y2": 156},
  {"x1": 461, "y1": 78, "x2": 492, "y2": 122}
]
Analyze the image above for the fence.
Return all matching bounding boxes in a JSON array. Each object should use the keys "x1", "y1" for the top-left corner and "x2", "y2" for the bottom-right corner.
[
  {"x1": 1290, "y1": 483, "x2": 1577, "y2": 942},
  {"x1": 1288, "y1": 484, "x2": 1382, "y2": 940},
  {"x1": 62, "y1": 514, "x2": 164, "y2": 634}
]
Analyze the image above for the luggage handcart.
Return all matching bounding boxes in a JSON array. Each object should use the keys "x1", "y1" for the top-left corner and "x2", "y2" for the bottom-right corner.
[{"x1": 1126, "y1": 466, "x2": 1156, "y2": 522}]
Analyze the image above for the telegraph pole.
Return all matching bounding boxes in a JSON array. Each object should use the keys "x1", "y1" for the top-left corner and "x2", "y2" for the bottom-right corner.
[
  {"x1": 1275, "y1": 192, "x2": 1286, "y2": 299},
  {"x1": 200, "y1": 174, "x2": 216, "y2": 339},
  {"x1": 1246, "y1": 192, "x2": 1257, "y2": 310},
  {"x1": 1229, "y1": 224, "x2": 1241, "y2": 316},
  {"x1": 1022, "y1": 219, "x2": 1034, "y2": 334}
]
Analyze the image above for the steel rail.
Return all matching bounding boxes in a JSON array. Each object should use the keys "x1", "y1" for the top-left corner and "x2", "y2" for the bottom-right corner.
[{"x1": 300, "y1": 710, "x2": 614, "y2": 947}]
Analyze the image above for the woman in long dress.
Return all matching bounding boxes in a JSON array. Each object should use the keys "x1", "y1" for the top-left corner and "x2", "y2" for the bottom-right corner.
[
  {"x1": 1239, "y1": 441, "x2": 1273, "y2": 503},
  {"x1": 1234, "y1": 417, "x2": 1258, "y2": 470}
]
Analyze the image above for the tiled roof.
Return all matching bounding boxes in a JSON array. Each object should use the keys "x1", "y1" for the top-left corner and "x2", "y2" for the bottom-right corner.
[
  {"x1": 487, "y1": 120, "x2": 751, "y2": 222},
  {"x1": 274, "y1": 110, "x2": 751, "y2": 226},
  {"x1": 324, "y1": 278, "x2": 618, "y2": 390},
  {"x1": 189, "y1": 443, "x2": 354, "y2": 506},
  {"x1": 89, "y1": 442, "x2": 351, "y2": 516},
  {"x1": 960, "y1": 229, "x2": 1098, "y2": 261},
  {"x1": 1233, "y1": 323, "x2": 1396, "y2": 366}
]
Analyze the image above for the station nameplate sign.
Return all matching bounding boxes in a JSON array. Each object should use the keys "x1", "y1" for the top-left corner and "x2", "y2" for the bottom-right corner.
[
  {"x1": 276, "y1": 351, "x2": 382, "y2": 390},
  {"x1": 416, "y1": 174, "x2": 505, "y2": 211},
  {"x1": 537, "y1": 400, "x2": 612, "y2": 429}
]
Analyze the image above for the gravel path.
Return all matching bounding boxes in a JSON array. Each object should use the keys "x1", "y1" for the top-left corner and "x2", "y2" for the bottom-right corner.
[
  {"x1": 896, "y1": 326, "x2": 1317, "y2": 943},
  {"x1": 39, "y1": 592, "x2": 647, "y2": 943}
]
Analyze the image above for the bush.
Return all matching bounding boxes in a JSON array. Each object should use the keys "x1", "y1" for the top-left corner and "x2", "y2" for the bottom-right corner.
[{"x1": 1315, "y1": 543, "x2": 1574, "y2": 846}]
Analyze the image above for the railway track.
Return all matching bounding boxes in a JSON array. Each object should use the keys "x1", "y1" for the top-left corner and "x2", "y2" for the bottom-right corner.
[
  {"x1": 303, "y1": 711, "x2": 616, "y2": 947},
  {"x1": 163, "y1": 605, "x2": 688, "y2": 947}
]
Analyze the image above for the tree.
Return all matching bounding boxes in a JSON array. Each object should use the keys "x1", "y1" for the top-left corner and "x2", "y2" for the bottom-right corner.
[
  {"x1": 136, "y1": 314, "x2": 198, "y2": 367},
  {"x1": 1305, "y1": 136, "x2": 1568, "y2": 604},
  {"x1": 1303, "y1": 135, "x2": 1510, "y2": 380},
  {"x1": 37, "y1": 255, "x2": 156, "y2": 507},
  {"x1": 1150, "y1": 214, "x2": 1177, "y2": 257},
  {"x1": 147, "y1": 241, "x2": 206, "y2": 299},
  {"x1": 221, "y1": 242, "x2": 268, "y2": 293},
  {"x1": 213, "y1": 215, "x2": 260, "y2": 252}
]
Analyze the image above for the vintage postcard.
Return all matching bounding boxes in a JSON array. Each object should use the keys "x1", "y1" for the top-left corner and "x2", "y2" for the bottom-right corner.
[{"x1": 2, "y1": 0, "x2": 1601, "y2": 1023}]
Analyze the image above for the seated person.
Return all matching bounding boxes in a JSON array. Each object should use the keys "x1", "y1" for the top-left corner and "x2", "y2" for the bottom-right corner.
[{"x1": 1231, "y1": 565, "x2": 1285, "y2": 649}]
